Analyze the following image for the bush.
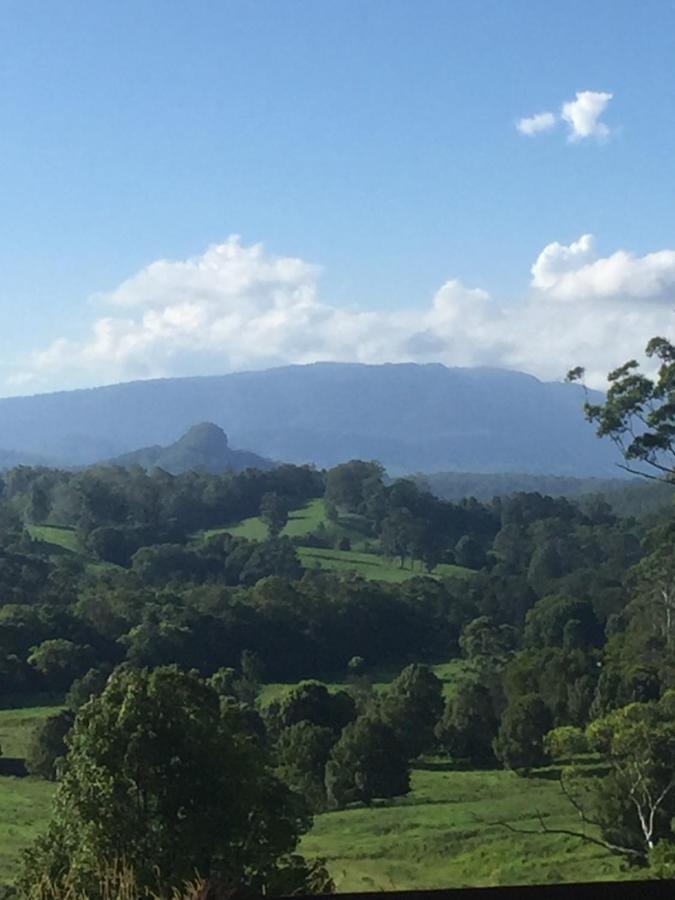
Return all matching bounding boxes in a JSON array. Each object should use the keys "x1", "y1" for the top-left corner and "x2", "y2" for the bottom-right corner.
[
  {"x1": 543, "y1": 725, "x2": 589, "y2": 761},
  {"x1": 25, "y1": 710, "x2": 75, "y2": 781}
]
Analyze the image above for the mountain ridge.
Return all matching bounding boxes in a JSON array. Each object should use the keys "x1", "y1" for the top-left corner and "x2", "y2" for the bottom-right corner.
[{"x1": 0, "y1": 361, "x2": 621, "y2": 475}]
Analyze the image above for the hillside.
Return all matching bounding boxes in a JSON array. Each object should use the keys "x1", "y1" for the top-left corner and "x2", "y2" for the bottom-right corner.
[
  {"x1": 0, "y1": 362, "x2": 623, "y2": 475},
  {"x1": 109, "y1": 422, "x2": 273, "y2": 474}
]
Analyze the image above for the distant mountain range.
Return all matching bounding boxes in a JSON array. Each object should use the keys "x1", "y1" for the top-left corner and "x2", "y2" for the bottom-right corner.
[
  {"x1": 108, "y1": 422, "x2": 273, "y2": 474},
  {"x1": 0, "y1": 362, "x2": 625, "y2": 476}
]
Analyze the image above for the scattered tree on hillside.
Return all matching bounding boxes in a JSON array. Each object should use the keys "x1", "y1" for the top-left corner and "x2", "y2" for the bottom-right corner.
[
  {"x1": 324, "y1": 716, "x2": 410, "y2": 807},
  {"x1": 260, "y1": 492, "x2": 290, "y2": 538},
  {"x1": 543, "y1": 725, "x2": 588, "y2": 762},
  {"x1": 275, "y1": 721, "x2": 336, "y2": 812},
  {"x1": 27, "y1": 639, "x2": 94, "y2": 693},
  {"x1": 498, "y1": 700, "x2": 675, "y2": 865},
  {"x1": 494, "y1": 693, "x2": 552, "y2": 774},
  {"x1": 264, "y1": 680, "x2": 356, "y2": 741},
  {"x1": 454, "y1": 534, "x2": 485, "y2": 570},
  {"x1": 324, "y1": 461, "x2": 385, "y2": 515},
  {"x1": 435, "y1": 678, "x2": 499, "y2": 764},
  {"x1": 21, "y1": 666, "x2": 320, "y2": 897},
  {"x1": 459, "y1": 616, "x2": 516, "y2": 661},
  {"x1": 25, "y1": 709, "x2": 74, "y2": 781},
  {"x1": 378, "y1": 664, "x2": 444, "y2": 759}
]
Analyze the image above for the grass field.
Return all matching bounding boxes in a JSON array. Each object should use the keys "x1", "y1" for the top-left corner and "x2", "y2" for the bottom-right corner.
[
  {"x1": 0, "y1": 695, "x2": 640, "y2": 891},
  {"x1": 0, "y1": 707, "x2": 60, "y2": 884},
  {"x1": 0, "y1": 706, "x2": 61, "y2": 759},
  {"x1": 0, "y1": 777, "x2": 54, "y2": 882},
  {"x1": 0, "y1": 759, "x2": 631, "y2": 891},
  {"x1": 299, "y1": 547, "x2": 471, "y2": 583},
  {"x1": 201, "y1": 498, "x2": 475, "y2": 585},
  {"x1": 201, "y1": 498, "x2": 366, "y2": 544},
  {"x1": 301, "y1": 765, "x2": 628, "y2": 891},
  {"x1": 26, "y1": 525, "x2": 82, "y2": 556},
  {"x1": 258, "y1": 659, "x2": 471, "y2": 707}
]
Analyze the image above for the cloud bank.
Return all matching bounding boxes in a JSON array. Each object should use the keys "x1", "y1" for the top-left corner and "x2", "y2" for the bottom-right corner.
[
  {"x1": 517, "y1": 90, "x2": 614, "y2": 142},
  {"x1": 9, "y1": 233, "x2": 675, "y2": 395}
]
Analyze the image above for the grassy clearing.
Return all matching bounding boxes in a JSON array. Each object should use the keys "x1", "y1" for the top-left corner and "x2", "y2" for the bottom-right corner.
[
  {"x1": 200, "y1": 499, "x2": 476, "y2": 585},
  {"x1": 201, "y1": 499, "x2": 365, "y2": 544},
  {"x1": 0, "y1": 706, "x2": 61, "y2": 759},
  {"x1": 301, "y1": 765, "x2": 629, "y2": 892},
  {"x1": 27, "y1": 525, "x2": 82, "y2": 555},
  {"x1": 258, "y1": 659, "x2": 472, "y2": 708},
  {"x1": 298, "y1": 547, "x2": 471, "y2": 583},
  {"x1": 0, "y1": 777, "x2": 54, "y2": 883}
]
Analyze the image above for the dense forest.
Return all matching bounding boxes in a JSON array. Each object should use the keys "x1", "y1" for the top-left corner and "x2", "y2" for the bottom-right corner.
[
  {"x1": 0, "y1": 461, "x2": 675, "y2": 892},
  {"x1": 2, "y1": 339, "x2": 675, "y2": 897}
]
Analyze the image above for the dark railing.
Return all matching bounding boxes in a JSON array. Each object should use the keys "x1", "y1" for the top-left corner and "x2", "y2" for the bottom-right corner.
[{"x1": 296, "y1": 882, "x2": 675, "y2": 900}]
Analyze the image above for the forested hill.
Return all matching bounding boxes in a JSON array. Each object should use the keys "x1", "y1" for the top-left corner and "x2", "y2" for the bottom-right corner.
[
  {"x1": 108, "y1": 422, "x2": 274, "y2": 474},
  {"x1": 0, "y1": 362, "x2": 622, "y2": 474}
]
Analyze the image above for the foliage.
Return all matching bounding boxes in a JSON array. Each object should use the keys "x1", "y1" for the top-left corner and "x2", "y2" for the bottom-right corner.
[
  {"x1": 324, "y1": 716, "x2": 410, "y2": 807},
  {"x1": 275, "y1": 722, "x2": 336, "y2": 812},
  {"x1": 20, "y1": 667, "x2": 314, "y2": 897},
  {"x1": 264, "y1": 681, "x2": 355, "y2": 741},
  {"x1": 435, "y1": 677, "x2": 499, "y2": 764},
  {"x1": 459, "y1": 616, "x2": 516, "y2": 660},
  {"x1": 27, "y1": 642, "x2": 93, "y2": 694},
  {"x1": 568, "y1": 337, "x2": 675, "y2": 481},
  {"x1": 543, "y1": 726, "x2": 589, "y2": 761},
  {"x1": 377, "y1": 664, "x2": 444, "y2": 759},
  {"x1": 260, "y1": 493, "x2": 290, "y2": 538},
  {"x1": 494, "y1": 693, "x2": 552, "y2": 773},
  {"x1": 25, "y1": 710, "x2": 74, "y2": 781}
]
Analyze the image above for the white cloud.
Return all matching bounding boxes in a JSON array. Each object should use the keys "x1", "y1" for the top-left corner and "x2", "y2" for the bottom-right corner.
[
  {"x1": 530, "y1": 234, "x2": 596, "y2": 289},
  {"x1": 531, "y1": 235, "x2": 675, "y2": 302},
  {"x1": 517, "y1": 90, "x2": 614, "y2": 142},
  {"x1": 516, "y1": 111, "x2": 557, "y2": 136},
  {"x1": 560, "y1": 90, "x2": 613, "y2": 141},
  {"x1": 8, "y1": 233, "x2": 675, "y2": 395}
]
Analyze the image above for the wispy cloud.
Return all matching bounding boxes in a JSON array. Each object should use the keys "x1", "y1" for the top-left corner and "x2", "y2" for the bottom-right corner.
[
  {"x1": 516, "y1": 111, "x2": 556, "y2": 136},
  {"x1": 6, "y1": 232, "x2": 675, "y2": 396}
]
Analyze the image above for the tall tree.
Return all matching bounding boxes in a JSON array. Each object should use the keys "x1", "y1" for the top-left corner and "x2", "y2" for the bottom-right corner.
[
  {"x1": 567, "y1": 337, "x2": 675, "y2": 482},
  {"x1": 259, "y1": 492, "x2": 290, "y2": 538},
  {"x1": 494, "y1": 693, "x2": 552, "y2": 774},
  {"x1": 21, "y1": 666, "x2": 317, "y2": 897},
  {"x1": 378, "y1": 664, "x2": 444, "y2": 759},
  {"x1": 324, "y1": 716, "x2": 410, "y2": 807}
]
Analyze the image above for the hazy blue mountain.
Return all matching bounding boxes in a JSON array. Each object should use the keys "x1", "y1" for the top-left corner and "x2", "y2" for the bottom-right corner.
[
  {"x1": 416, "y1": 471, "x2": 673, "y2": 517},
  {"x1": 109, "y1": 422, "x2": 273, "y2": 474},
  {"x1": 417, "y1": 471, "x2": 633, "y2": 502},
  {"x1": 0, "y1": 362, "x2": 625, "y2": 475},
  {"x1": 0, "y1": 448, "x2": 56, "y2": 470}
]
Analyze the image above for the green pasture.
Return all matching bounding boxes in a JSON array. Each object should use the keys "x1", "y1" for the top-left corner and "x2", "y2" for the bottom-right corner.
[
  {"x1": 0, "y1": 695, "x2": 638, "y2": 891},
  {"x1": 301, "y1": 765, "x2": 628, "y2": 892},
  {"x1": 201, "y1": 498, "x2": 365, "y2": 543},
  {"x1": 26, "y1": 525, "x2": 82, "y2": 556},
  {"x1": 0, "y1": 706, "x2": 61, "y2": 884},
  {"x1": 0, "y1": 777, "x2": 55, "y2": 883},
  {"x1": 0, "y1": 706, "x2": 61, "y2": 759},
  {"x1": 299, "y1": 547, "x2": 471, "y2": 583}
]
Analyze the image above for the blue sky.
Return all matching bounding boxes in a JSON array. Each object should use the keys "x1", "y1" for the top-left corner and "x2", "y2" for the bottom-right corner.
[{"x1": 2, "y1": 0, "x2": 675, "y2": 394}]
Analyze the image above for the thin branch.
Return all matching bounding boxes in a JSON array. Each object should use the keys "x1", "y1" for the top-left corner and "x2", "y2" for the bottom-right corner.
[
  {"x1": 614, "y1": 461, "x2": 673, "y2": 483},
  {"x1": 484, "y1": 814, "x2": 642, "y2": 860}
]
